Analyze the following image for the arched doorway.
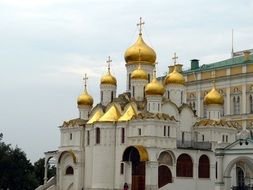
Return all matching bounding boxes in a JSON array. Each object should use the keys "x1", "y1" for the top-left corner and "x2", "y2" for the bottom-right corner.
[
  {"x1": 158, "y1": 165, "x2": 172, "y2": 188},
  {"x1": 122, "y1": 145, "x2": 149, "y2": 190},
  {"x1": 236, "y1": 167, "x2": 245, "y2": 188}
]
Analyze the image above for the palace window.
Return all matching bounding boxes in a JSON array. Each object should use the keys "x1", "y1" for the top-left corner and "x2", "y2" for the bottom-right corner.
[
  {"x1": 250, "y1": 95, "x2": 253, "y2": 113},
  {"x1": 233, "y1": 96, "x2": 240, "y2": 114},
  {"x1": 176, "y1": 153, "x2": 193, "y2": 177},
  {"x1": 66, "y1": 166, "x2": 74, "y2": 175},
  {"x1": 96, "y1": 128, "x2": 100, "y2": 144},
  {"x1": 198, "y1": 155, "x2": 210, "y2": 178}
]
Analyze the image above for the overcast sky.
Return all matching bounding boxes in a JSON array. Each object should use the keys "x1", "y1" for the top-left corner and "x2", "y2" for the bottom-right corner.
[{"x1": 1, "y1": 0, "x2": 253, "y2": 162}]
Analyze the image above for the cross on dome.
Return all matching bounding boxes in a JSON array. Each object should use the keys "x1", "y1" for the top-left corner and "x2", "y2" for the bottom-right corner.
[
  {"x1": 83, "y1": 73, "x2": 88, "y2": 91},
  {"x1": 172, "y1": 52, "x2": 178, "y2": 65},
  {"x1": 137, "y1": 17, "x2": 145, "y2": 35},
  {"x1": 106, "y1": 56, "x2": 112, "y2": 73}
]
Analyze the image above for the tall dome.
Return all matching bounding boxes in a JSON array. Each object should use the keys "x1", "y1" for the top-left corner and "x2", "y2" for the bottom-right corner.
[
  {"x1": 100, "y1": 58, "x2": 117, "y2": 86},
  {"x1": 145, "y1": 69, "x2": 165, "y2": 96},
  {"x1": 164, "y1": 66, "x2": 185, "y2": 85},
  {"x1": 204, "y1": 82, "x2": 224, "y2": 105},
  {"x1": 77, "y1": 75, "x2": 94, "y2": 106}
]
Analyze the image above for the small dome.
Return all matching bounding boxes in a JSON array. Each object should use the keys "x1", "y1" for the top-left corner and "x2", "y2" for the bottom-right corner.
[
  {"x1": 145, "y1": 72, "x2": 165, "y2": 96},
  {"x1": 77, "y1": 90, "x2": 93, "y2": 106},
  {"x1": 164, "y1": 66, "x2": 185, "y2": 85},
  {"x1": 204, "y1": 84, "x2": 224, "y2": 105},
  {"x1": 124, "y1": 34, "x2": 156, "y2": 65},
  {"x1": 131, "y1": 65, "x2": 148, "y2": 80},
  {"x1": 101, "y1": 72, "x2": 117, "y2": 86}
]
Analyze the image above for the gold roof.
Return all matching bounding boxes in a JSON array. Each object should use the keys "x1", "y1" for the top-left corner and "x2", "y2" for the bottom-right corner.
[
  {"x1": 99, "y1": 105, "x2": 121, "y2": 122},
  {"x1": 204, "y1": 82, "x2": 224, "y2": 105},
  {"x1": 124, "y1": 34, "x2": 156, "y2": 65},
  {"x1": 122, "y1": 145, "x2": 149, "y2": 162},
  {"x1": 87, "y1": 109, "x2": 104, "y2": 124},
  {"x1": 164, "y1": 66, "x2": 185, "y2": 85},
  {"x1": 100, "y1": 71, "x2": 117, "y2": 86},
  {"x1": 145, "y1": 69, "x2": 165, "y2": 96},
  {"x1": 131, "y1": 65, "x2": 148, "y2": 80},
  {"x1": 193, "y1": 119, "x2": 238, "y2": 128},
  {"x1": 77, "y1": 90, "x2": 93, "y2": 106},
  {"x1": 118, "y1": 105, "x2": 137, "y2": 121}
]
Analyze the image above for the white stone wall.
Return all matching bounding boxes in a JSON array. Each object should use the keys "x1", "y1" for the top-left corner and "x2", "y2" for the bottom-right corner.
[
  {"x1": 100, "y1": 84, "x2": 116, "y2": 106},
  {"x1": 165, "y1": 84, "x2": 186, "y2": 107},
  {"x1": 146, "y1": 95, "x2": 163, "y2": 113},
  {"x1": 131, "y1": 79, "x2": 147, "y2": 101}
]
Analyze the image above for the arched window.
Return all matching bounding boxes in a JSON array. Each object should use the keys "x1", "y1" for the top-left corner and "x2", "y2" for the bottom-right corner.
[
  {"x1": 96, "y1": 128, "x2": 100, "y2": 144},
  {"x1": 234, "y1": 96, "x2": 240, "y2": 114},
  {"x1": 66, "y1": 166, "x2": 74, "y2": 175},
  {"x1": 158, "y1": 165, "x2": 172, "y2": 188},
  {"x1": 176, "y1": 154, "x2": 193, "y2": 177},
  {"x1": 198, "y1": 155, "x2": 210, "y2": 178}
]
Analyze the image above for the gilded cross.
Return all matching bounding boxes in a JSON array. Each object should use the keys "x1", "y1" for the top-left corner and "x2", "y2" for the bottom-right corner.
[
  {"x1": 137, "y1": 17, "x2": 145, "y2": 35},
  {"x1": 106, "y1": 56, "x2": 112, "y2": 72},
  {"x1": 83, "y1": 73, "x2": 88, "y2": 90},
  {"x1": 172, "y1": 52, "x2": 178, "y2": 65}
]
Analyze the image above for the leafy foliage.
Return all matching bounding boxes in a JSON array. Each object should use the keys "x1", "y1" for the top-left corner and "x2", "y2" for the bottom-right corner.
[{"x1": 0, "y1": 133, "x2": 55, "y2": 190}]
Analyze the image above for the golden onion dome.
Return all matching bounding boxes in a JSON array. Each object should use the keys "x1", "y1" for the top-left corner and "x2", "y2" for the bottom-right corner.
[
  {"x1": 204, "y1": 83, "x2": 224, "y2": 105},
  {"x1": 77, "y1": 90, "x2": 93, "y2": 106},
  {"x1": 145, "y1": 70, "x2": 165, "y2": 96},
  {"x1": 164, "y1": 66, "x2": 185, "y2": 85},
  {"x1": 124, "y1": 34, "x2": 156, "y2": 65},
  {"x1": 131, "y1": 65, "x2": 148, "y2": 80},
  {"x1": 100, "y1": 71, "x2": 117, "y2": 86}
]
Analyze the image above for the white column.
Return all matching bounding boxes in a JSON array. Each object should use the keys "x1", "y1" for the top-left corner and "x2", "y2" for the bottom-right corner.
[
  {"x1": 44, "y1": 161, "x2": 48, "y2": 184},
  {"x1": 145, "y1": 161, "x2": 158, "y2": 190},
  {"x1": 226, "y1": 88, "x2": 230, "y2": 115},
  {"x1": 215, "y1": 155, "x2": 224, "y2": 190}
]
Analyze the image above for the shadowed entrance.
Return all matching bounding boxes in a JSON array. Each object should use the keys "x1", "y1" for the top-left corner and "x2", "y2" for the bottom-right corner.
[{"x1": 123, "y1": 145, "x2": 149, "y2": 190}]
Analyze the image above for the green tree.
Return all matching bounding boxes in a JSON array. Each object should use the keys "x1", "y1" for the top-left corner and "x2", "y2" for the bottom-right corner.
[
  {"x1": 0, "y1": 133, "x2": 38, "y2": 190},
  {"x1": 34, "y1": 158, "x2": 56, "y2": 185}
]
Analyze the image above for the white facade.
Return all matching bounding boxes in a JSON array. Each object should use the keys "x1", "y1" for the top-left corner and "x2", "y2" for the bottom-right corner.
[{"x1": 36, "y1": 30, "x2": 253, "y2": 190}]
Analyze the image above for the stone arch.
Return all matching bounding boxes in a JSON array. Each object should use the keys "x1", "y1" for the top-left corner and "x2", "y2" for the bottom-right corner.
[
  {"x1": 224, "y1": 156, "x2": 253, "y2": 177},
  {"x1": 58, "y1": 150, "x2": 77, "y2": 164},
  {"x1": 157, "y1": 150, "x2": 175, "y2": 166}
]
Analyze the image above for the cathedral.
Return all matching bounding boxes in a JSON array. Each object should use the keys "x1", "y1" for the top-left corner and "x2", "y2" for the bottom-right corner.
[{"x1": 36, "y1": 19, "x2": 253, "y2": 190}]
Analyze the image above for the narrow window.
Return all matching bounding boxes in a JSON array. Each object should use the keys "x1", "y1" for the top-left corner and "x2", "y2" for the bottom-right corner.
[
  {"x1": 101, "y1": 91, "x2": 103, "y2": 102},
  {"x1": 250, "y1": 95, "x2": 253, "y2": 113},
  {"x1": 111, "y1": 91, "x2": 113, "y2": 102},
  {"x1": 198, "y1": 155, "x2": 210, "y2": 178},
  {"x1": 181, "y1": 91, "x2": 183, "y2": 104},
  {"x1": 70, "y1": 133, "x2": 72, "y2": 140},
  {"x1": 138, "y1": 128, "x2": 141, "y2": 136},
  {"x1": 158, "y1": 103, "x2": 160, "y2": 111},
  {"x1": 182, "y1": 132, "x2": 185, "y2": 144},
  {"x1": 168, "y1": 91, "x2": 170, "y2": 99},
  {"x1": 121, "y1": 128, "x2": 125, "y2": 144},
  {"x1": 120, "y1": 163, "x2": 124, "y2": 175},
  {"x1": 143, "y1": 87, "x2": 145, "y2": 97},
  {"x1": 128, "y1": 74, "x2": 131, "y2": 90},
  {"x1": 222, "y1": 135, "x2": 224, "y2": 142},
  {"x1": 132, "y1": 86, "x2": 135, "y2": 98},
  {"x1": 202, "y1": 135, "x2": 204, "y2": 142},
  {"x1": 96, "y1": 128, "x2": 100, "y2": 144},
  {"x1": 148, "y1": 74, "x2": 150, "y2": 83},
  {"x1": 167, "y1": 126, "x2": 170, "y2": 137},
  {"x1": 87, "y1": 131, "x2": 90, "y2": 145},
  {"x1": 164, "y1": 126, "x2": 166, "y2": 136},
  {"x1": 226, "y1": 135, "x2": 228, "y2": 142}
]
